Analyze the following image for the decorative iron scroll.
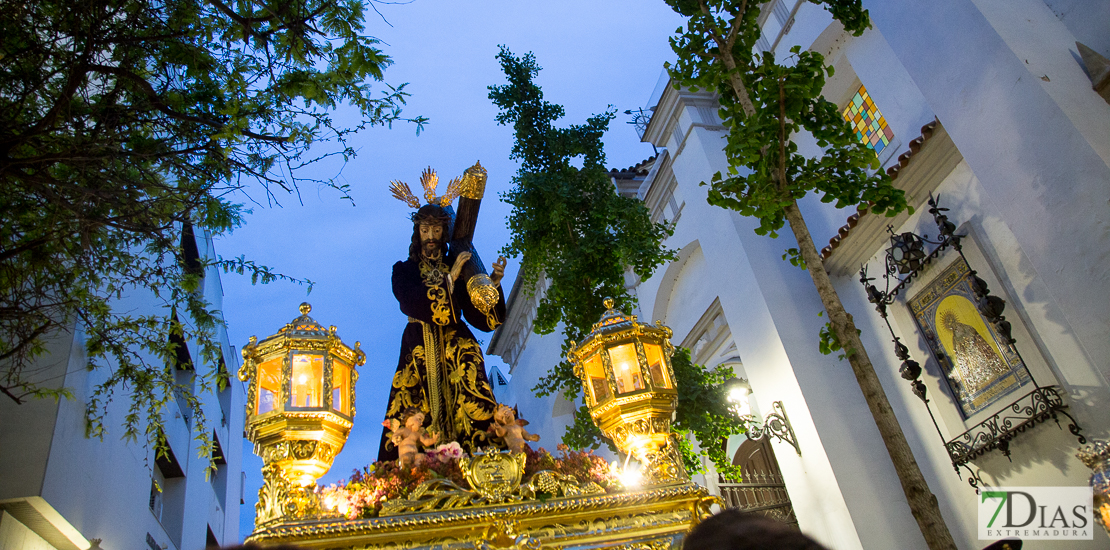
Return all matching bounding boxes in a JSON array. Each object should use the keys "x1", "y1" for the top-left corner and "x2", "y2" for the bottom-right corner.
[
  {"x1": 858, "y1": 195, "x2": 1085, "y2": 490},
  {"x1": 945, "y1": 385, "x2": 1083, "y2": 467},
  {"x1": 743, "y1": 401, "x2": 801, "y2": 456}
]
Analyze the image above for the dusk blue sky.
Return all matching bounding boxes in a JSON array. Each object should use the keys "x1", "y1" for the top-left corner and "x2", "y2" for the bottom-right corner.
[{"x1": 217, "y1": 1, "x2": 685, "y2": 537}]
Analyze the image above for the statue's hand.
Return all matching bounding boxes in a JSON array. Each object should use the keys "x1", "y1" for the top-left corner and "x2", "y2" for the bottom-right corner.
[
  {"x1": 450, "y1": 251, "x2": 472, "y2": 283},
  {"x1": 491, "y1": 256, "x2": 506, "y2": 286}
]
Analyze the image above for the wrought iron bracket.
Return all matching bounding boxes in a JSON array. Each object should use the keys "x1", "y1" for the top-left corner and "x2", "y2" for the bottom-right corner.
[
  {"x1": 946, "y1": 386, "x2": 1086, "y2": 470},
  {"x1": 742, "y1": 401, "x2": 801, "y2": 456}
]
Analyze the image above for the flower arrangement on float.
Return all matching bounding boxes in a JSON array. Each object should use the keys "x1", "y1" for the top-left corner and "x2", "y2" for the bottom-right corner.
[{"x1": 319, "y1": 443, "x2": 620, "y2": 519}]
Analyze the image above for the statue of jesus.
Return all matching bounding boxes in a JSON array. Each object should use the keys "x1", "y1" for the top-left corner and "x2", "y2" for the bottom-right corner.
[{"x1": 379, "y1": 167, "x2": 507, "y2": 462}]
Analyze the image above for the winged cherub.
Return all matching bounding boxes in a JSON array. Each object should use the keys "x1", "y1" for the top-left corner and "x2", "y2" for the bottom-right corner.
[
  {"x1": 490, "y1": 404, "x2": 540, "y2": 454},
  {"x1": 384, "y1": 407, "x2": 439, "y2": 468}
]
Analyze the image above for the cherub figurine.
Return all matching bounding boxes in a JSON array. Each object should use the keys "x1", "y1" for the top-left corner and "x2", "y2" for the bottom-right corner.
[
  {"x1": 489, "y1": 404, "x2": 540, "y2": 454},
  {"x1": 384, "y1": 407, "x2": 439, "y2": 468}
]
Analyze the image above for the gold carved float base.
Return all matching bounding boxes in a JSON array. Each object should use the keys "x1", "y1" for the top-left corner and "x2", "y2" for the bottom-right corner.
[{"x1": 246, "y1": 481, "x2": 714, "y2": 549}]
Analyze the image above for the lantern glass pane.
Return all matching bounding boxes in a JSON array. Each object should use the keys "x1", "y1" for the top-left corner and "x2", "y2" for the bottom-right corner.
[
  {"x1": 644, "y1": 343, "x2": 670, "y2": 388},
  {"x1": 290, "y1": 353, "x2": 324, "y2": 408},
  {"x1": 257, "y1": 356, "x2": 283, "y2": 414},
  {"x1": 609, "y1": 343, "x2": 644, "y2": 394},
  {"x1": 583, "y1": 353, "x2": 609, "y2": 404},
  {"x1": 332, "y1": 359, "x2": 350, "y2": 414}
]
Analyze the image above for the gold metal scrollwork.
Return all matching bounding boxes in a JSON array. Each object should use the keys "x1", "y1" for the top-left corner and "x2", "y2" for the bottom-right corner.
[
  {"x1": 475, "y1": 519, "x2": 543, "y2": 550},
  {"x1": 639, "y1": 437, "x2": 690, "y2": 485},
  {"x1": 380, "y1": 479, "x2": 481, "y2": 516}
]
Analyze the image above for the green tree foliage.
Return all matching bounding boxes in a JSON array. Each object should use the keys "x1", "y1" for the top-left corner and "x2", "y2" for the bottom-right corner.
[
  {"x1": 668, "y1": 1, "x2": 904, "y2": 238},
  {"x1": 665, "y1": 348, "x2": 744, "y2": 481},
  {"x1": 488, "y1": 46, "x2": 673, "y2": 398},
  {"x1": 666, "y1": 1, "x2": 955, "y2": 547},
  {"x1": 0, "y1": 0, "x2": 422, "y2": 451},
  {"x1": 489, "y1": 47, "x2": 745, "y2": 480}
]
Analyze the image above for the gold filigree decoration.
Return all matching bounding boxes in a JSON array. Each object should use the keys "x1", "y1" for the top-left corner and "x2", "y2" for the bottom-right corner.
[
  {"x1": 619, "y1": 538, "x2": 680, "y2": 550},
  {"x1": 290, "y1": 440, "x2": 317, "y2": 460},
  {"x1": 255, "y1": 464, "x2": 289, "y2": 524},
  {"x1": 389, "y1": 345, "x2": 426, "y2": 420},
  {"x1": 466, "y1": 274, "x2": 499, "y2": 314},
  {"x1": 375, "y1": 457, "x2": 614, "y2": 519}
]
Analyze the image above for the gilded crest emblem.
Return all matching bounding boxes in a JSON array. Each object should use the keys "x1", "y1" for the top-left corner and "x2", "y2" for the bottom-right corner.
[{"x1": 460, "y1": 450, "x2": 526, "y2": 503}]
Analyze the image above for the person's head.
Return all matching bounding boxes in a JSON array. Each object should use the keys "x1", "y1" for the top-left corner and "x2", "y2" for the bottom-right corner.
[
  {"x1": 682, "y1": 509, "x2": 828, "y2": 550},
  {"x1": 410, "y1": 204, "x2": 451, "y2": 261}
]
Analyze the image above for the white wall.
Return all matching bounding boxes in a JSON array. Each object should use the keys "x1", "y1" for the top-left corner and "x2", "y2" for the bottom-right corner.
[{"x1": 0, "y1": 228, "x2": 243, "y2": 550}]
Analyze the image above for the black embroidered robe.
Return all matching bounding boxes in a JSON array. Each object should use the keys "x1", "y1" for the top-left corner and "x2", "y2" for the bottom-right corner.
[{"x1": 377, "y1": 255, "x2": 505, "y2": 461}]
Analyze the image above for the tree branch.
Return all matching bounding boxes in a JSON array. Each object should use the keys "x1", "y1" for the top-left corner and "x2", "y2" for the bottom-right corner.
[
  {"x1": 724, "y1": 0, "x2": 748, "y2": 50},
  {"x1": 87, "y1": 64, "x2": 292, "y2": 143}
]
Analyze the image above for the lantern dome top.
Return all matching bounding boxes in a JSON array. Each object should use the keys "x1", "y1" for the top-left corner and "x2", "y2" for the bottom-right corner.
[
  {"x1": 277, "y1": 301, "x2": 329, "y2": 338},
  {"x1": 589, "y1": 297, "x2": 637, "y2": 335}
]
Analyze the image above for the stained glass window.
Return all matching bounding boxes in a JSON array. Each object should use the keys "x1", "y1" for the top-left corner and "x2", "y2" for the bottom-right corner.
[{"x1": 843, "y1": 84, "x2": 894, "y2": 155}]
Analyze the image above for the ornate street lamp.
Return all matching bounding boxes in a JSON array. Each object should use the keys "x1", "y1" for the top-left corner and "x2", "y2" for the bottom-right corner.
[
  {"x1": 567, "y1": 298, "x2": 685, "y2": 484},
  {"x1": 238, "y1": 303, "x2": 365, "y2": 525},
  {"x1": 886, "y1": 229, "x2": 927, "y2": 274},
  {"x1": 723, "y1": 378, "x2": 800, "y2": 455}
]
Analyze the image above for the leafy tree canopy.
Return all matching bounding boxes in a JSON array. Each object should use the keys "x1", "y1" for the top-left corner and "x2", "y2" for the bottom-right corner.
[
  {"x1": 0, "y1": 0, "x2": 422, "y2": 450},
  {"x1": 667, "y1": 0, "x2": 905, "y2": 241},
  {"x1": 489, "y1": 47, "x2": 744, "y2": 480}
]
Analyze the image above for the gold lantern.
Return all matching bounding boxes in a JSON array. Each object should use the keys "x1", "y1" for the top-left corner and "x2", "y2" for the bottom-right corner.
[
  {"x1": 238, "y1": 303, "x2": 365, "y2": 526},
  {"x1": 567, "y1": 298, "x2": 686, "y2": 484}
]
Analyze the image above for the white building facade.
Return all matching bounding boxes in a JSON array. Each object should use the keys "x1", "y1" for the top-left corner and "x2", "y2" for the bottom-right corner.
[
  {"x1": 489, "y1": 1, "x2": 1110, "y2": 548},
  {"x1": 0, "y1": 226, "x2": 244, "y2": 550}
]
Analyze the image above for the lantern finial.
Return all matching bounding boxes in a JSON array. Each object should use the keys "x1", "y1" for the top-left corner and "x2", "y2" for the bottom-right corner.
[
  {"x1": 603, "y1": 297, "x2": 614, "y2": 310},
  {"x1": 300, "y1": 302, "x2": 312, "y2": 315}
]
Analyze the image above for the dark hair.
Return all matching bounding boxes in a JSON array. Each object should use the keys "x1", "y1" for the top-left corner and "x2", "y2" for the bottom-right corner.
[
  {"x1": 682, "y1": 509, "x2": 828, "y2": 550},
  {"x1": 409, "y1": 204, "x2": 451, "y2": 261}
]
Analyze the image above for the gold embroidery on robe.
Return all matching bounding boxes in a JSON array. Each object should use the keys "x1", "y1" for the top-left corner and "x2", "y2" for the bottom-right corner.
[
  {"x1": 419, "y1": 258, "x2": 451, "y2": 325},
  {"x1": 387, "y1": 346, "x2": 427, "y2": 431}
]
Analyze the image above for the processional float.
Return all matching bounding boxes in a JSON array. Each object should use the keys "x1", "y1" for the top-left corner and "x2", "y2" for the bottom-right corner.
[{"x1": 237, "y1": 164, "x2": 716, "y2": 549}]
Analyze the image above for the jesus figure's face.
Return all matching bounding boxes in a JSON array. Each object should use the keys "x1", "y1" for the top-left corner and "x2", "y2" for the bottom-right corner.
[{"x1": 419, "y1": 223, "x2": 445, "y2": 259}]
